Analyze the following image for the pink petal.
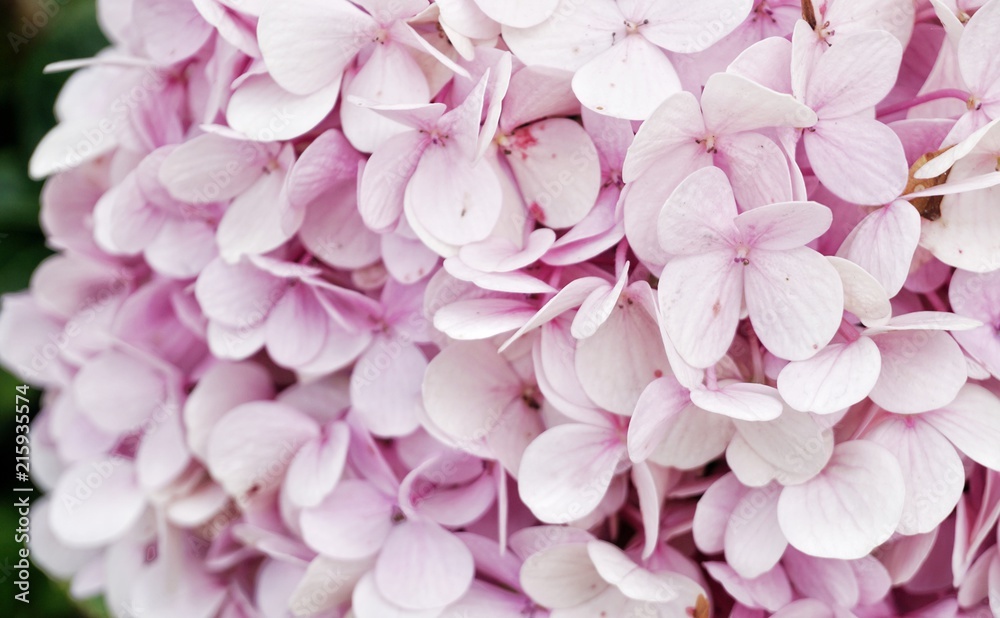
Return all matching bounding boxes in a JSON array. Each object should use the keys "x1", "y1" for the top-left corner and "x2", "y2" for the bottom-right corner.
[
  {"x1": 206, "y1": 401, "x2": 319, "y2": 497},
  {"x1": 777, "y1": 440, "x2": 905, "y2": 559},
  {"x1": 283, "y1": 421, "x2": 350, "y2": 508},
  {"x1": 475, "y1": 0, "x2": 557, "y2": 27},
  {"x1": 501, "y1": 2, "x2": 621, "y2": 72},
  {"x1": 627, "y1": 376, "x2": 690, "y2": 463},
  {"x1": 777, "y1": 338, "x2": 882, "y2": 414},
  {"x1": 923, "y1": 383, "x2": 1000, "y2": 470},
  {"x1": 300, "y1": 479, "x2": 394, "y2": 559},
  {"x1": 868, "y1": 330, "x2": 966, "y2": 414},
  {"x1": 702, "y1": 72, "x2": 816, "y2": 134},
  {"x1": 264, "y1": 284, "x2": 328, "y2": 368},
  {"x1": 735, "y1": 201, "x2": 832, "y2": 250},
  {"x1": 257, "y1": 0, "x2": 372, "y2": 95},
  {"x1": 49, "y1": 459, "x2": 146, "y2": 548},
  {"x1": 725, "y1": 485, "x2": 788, "y2": 579},
  {"x1": 836, "y1": 199, "x2": 921, "y2": 296},
  {"x1": 405, "y1": 145, "x2": 502, "y2": 246},
  {"x1": 228, "y1": 72, "x2": 341, "y2": 142},
  {"x1": 807, "y1": 30, "x2": 902, "y2": 117},
  {"x1": 826, "y1": 256, "x2": 892, "y2": 327},
  {"x1": 351, "y1": 340, "x2": 426, "y2": 437},
  {"x1": 730, "y1": 409, "x2": 834, "y2": 486},
  {"x1": 503, "y1": 119, "x2": 601, "y2": 228},
  {"x1": 518, "y1": 423, "x2": 626, "y2": 523},
  {"x1": 519, "y1": 543, "x2": 606, "y2": 608},
  {"x1": 694, "y1": 473, "x2": 750, "y2": 554},
  {"x1": 715, "y1": 131, "x2": 794, "y2": 209},
  {"x1": 375, "y1": 520, "x2": 475, "y2": 610},
  {"x1": 689, "y1": 382, "x2": 785, "y2": 422},
  {"x1": 342, "y1": 43, "x2": 431, "y2": 153},
  {"x1": 804, "y1": 115, "x2": 908, "y2": 206},
  {"x1": 865, "y1": 415, "x2": 965, "y2": 535},
  {"x1": 159, "y1": 133, "x2": 270, "y2": 203},
  {"x1": 73, "y1": 350, "x2": 168, "y2": 434},
  {"x1": 744, "y1": 247, "x2": 843, "y2": 362},
  {"x1": 422, "y1": 340, "x2": 521, "y2": 445},
  {"x1": 359, "y1": 131, "x2": 427, "y2": 233},
  {"x1": 432, "y1": 298, "x2": 536, "y2": 340},
  {"x1": 575, "y1": 283, "x2": 670, "y2": 415},
  {"x1": 705, "y1": 562, "x2": 793, "y2": 613},
  {"x1": 659, "y1": 251, "x2": 743, "y2": 368},
  {"x1": 183, "y1": 360, "x2": 275, "y2": 461},
  {"x1": 657, "y1": 166, "x2": 739, "y2": 255},
  {"x1": 571, "y1": 36, "x2": 681, "y2": 120}
]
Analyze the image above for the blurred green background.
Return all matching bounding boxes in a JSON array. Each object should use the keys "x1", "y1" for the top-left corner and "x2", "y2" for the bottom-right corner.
[{"x1": 1, "y1": 0, "x2": 108, "y2": 615}]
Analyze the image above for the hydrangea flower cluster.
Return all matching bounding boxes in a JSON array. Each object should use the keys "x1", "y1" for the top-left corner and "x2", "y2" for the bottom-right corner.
[{"x1": 4, "y1": 0, "x2": 1000, "y2": 615}]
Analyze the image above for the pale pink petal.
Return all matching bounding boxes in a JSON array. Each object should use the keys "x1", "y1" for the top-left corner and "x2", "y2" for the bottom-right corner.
[
  {"x1": 73, "y1": 350, "x2": 168, "y2": 434},
  {"x1": 921, "y1": 182, "x2": 1000, "y2": 273},
  {"x1": 703, "y1": 562, "x2": 793, "y2": 613},
  {"x1": 503, "y1": 118, "x2": 601, "y2": 228},
  {"x1": 352, "y1": 572, "x2": 440, "y2": 618},
  {"x1": 725, "y1": 485, "x2": 788, "y2": 579},
  {"x1": 807, "y1": 30, "x2": 903, "y2": 117},
  {"x1": 159, "y1": 133, "x2": 270, "y2": 203},
  {"x1": 714, "y1": 131, "x2": 794, "y2": 209},
  {"x1": 518, "y1": 423, "x2": 626, "y2": 523},
  {"x1": 350, "y1": 340, "x2": 426, "y2": 438},
  {"x1": 206, "y1": 401, "x2": 319, "y2": 497},
  {"x1": 865, "y1": 415, "x2": 965, "y2": 535},
  {"x1": 657, "y1": 165, "x2": 739, "y2": 255},
  {"x1": 777, "y1": 440, "x2": 905, "y2": 559},
  {"x1": 399, "y1": 452, "x2": 495, "y2": 527},
  {"x1": 702, "y1": 71, "x2": 816, "y2": 134},
  {"x1": 183, "y1": 360, "x2": 275, "y2": 461},
  {"x1": 227, "y1": 72, "x2": 341, "y2": 142},
  {"x1": 359, "y1": 131, "x2": 428, "y2": 233},
  {"x1": 735, "y1": 201, "x2": 832, "y2": 250},
  {"x1": 300, "y1": 479, "x2": 394, "y2": 560},
  {"x1": 923, "y1": 384, "x2": 1000, "y2": 470},
  {"x1": 433, "y1": 298, "x2": 536, "y2": 340},
  {"x1": 49, "y1": 459, "x2": 146, "y2": 548},
  {"x1": 501, "y1": 2, "x2": 622, "y2": 72},
  {"x1": 650, "y1": 403, "x2": 735, "y2": 469},
  {"x1": 836, "y1": 200, "x2": 921, "y2": 296},
  {"x1": 257, "y1": 0, "x2": 373, "y2": 95},
  {"x1": 375, "y1": 520, "x2": 475, "y2": 610},
  {"x1": 744, "y1": 247, "x2": 843, "y2": 362},
  {"x1": 422, "y1": 340, "x2": 521, "y2": 445},
  {"x1": 406, "y1": 145, "x2": 502, "y2": 246},
  {"x1": 730, "y1": 409, "x2": 834, "y2": 486},
  {"x1": 475, "y1": 0, "x2": 558, "y2": 27},
  {"x1": 804, "y1": 115, "x2": 908, "y2": 206},
  {"x1": 826, "y1": 256, "x2": 892, "y2": 328},
  {"x1": 636, "y1": 0, "x2": 752, "y2": 52},
  {"x1": 782, "y1": 548, "x2": 859, "y2": 608},
  {"x1": 572, "y1": 36, "x2": 681, "y2": 120},
  {"x1": 283, "y1": 422, "x2": 350, "y2": 508},
  {"x1": 658, "y1": 252, "x2": 743, "y2": 369},
  {"x1": 342, "y1": 43, "x2": 431, "y2": 153},
  {"x1": 694, "y1": 473, "x2": 750, "y2": 554},
  {"x1": 519, "y1": 543, "x2": 606, "y2": 608},
  {"x1": 777, "y1": 338, "x2": 882, "y2": 414},
  {"x1": 627, "y1": 376, "x2": 690, "y2": 463},
  {"x1": 575, "y1": 283, "x2": 670, "y2": 415},
  {"x1": 868, "y1": 330, "x2": 966, "y2": 414},
  {"x1": 689, "y1": 382, "x2": 785, "y2": 422},
  {"x1": 264, "y1": 284, "x2": 328, "y2": 368}
]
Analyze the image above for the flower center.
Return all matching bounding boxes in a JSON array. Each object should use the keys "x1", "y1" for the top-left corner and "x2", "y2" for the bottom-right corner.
[
  {"x1": 696, "y1": 134, "x2": 717, "y2": 153},
  {"x1": 734, "y1": 246, "x2": 750, "y2": 265}
]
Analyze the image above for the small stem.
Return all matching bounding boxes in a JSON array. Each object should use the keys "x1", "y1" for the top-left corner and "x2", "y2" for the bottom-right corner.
[
  {"x1": 924, "y1": 291, "x2": 949, "y2": 313},
  {"x1": 850, "y1": 401, "x2": 882, "y2": 439},
  {"x1": 876, "y1": 89, "x2": 970, "y2": 118},
  {"x1": 837, "y1": 318, "x2": 862, "y2": 343},
  {"x1": 614, "y1": 238, "x2": 629, "y2": 279},
  {"x1": 747, "y1": 326, "x2": 765, "y2": 383},
  {"x1": 705, "y1": 366, "x2": 719, "y2": 391}
]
